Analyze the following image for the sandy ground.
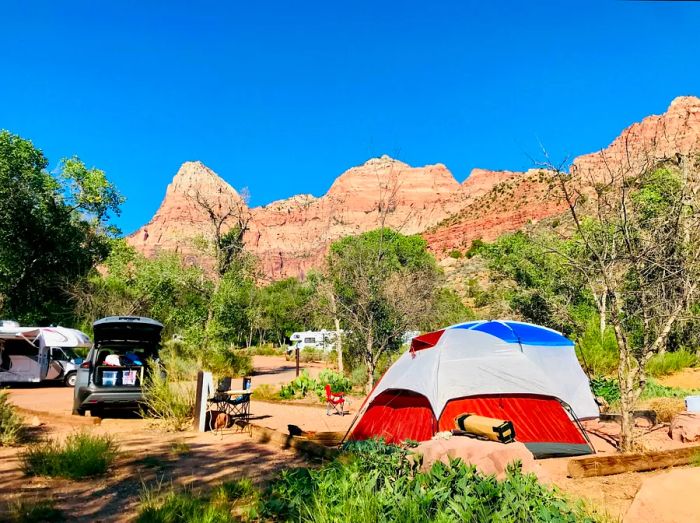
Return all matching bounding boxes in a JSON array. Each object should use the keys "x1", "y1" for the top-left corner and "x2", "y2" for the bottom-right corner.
[{"x1": 3, "y1": 355, "x2": 700, "y2": 522}]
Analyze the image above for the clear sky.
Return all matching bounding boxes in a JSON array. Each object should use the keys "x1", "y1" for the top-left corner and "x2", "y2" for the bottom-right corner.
[{"x1": 2, "y1": 1, "x2": 700, "y2": 234}]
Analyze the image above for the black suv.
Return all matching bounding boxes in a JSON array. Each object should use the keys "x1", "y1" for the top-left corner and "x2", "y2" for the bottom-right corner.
[{"x1": 72, "y1": 316, "x2": 163, "y2": 416}]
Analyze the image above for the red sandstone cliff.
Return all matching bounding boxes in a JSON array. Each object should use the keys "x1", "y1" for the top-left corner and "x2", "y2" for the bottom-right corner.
[
  {"x1": 424, "y1": 95, "x2": 700, "y2": 257},
  {"x1": 128, "y1": 155, "x2": 513, "y2": 278},
  {"x1": 128, "y1": 96, "x2": 700, "y2": 278}
]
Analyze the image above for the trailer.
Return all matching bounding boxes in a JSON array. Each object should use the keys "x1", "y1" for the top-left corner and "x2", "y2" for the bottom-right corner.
[{"x1": 0, "y1": 325, "x2": 91, "y2": 386}]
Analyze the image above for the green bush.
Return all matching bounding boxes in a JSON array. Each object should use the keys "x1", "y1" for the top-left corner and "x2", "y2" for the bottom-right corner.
[
  {"x1": 140, "y1": 362, "x2": 195, "y2": 432},
  {"x1": 448, "y1": 249, "x2": 463, "y2": 259},
  {"x1": 137, "y1": 441, "x2": 599, "y2": 522},
  {"x1": 262, "y1": 440, "x2": 601, "y2": 522},
  {"x1": 278, "y1": 369, "x2": 351, "y2": 402},
  {"x1": 21, "y1": 432, "x2": 118, "y2": 479},
  {"x1": 349, "y1": 364, "x2": 368, "y2": 389},
  {"x1": 204, "y1": 347, "x2": 253, "y2": 377},
  {"x1": 575, "y1": 317, "x2": 618, "y2": 376},
  {"x1": 591, "y1": 376, "x2": 700, "y2": 405},
  {"x1": 646, "y1": 350, "x2": 697, "y2": 377},
  {"x1": 590, "y1": 376, "x2": 620, "y2": 404},
  {"x1": 0, "y1": 389, "x2": 24, "y2": 446}
]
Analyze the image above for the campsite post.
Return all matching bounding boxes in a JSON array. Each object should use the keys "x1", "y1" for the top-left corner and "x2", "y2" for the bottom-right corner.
[{"x1": 296, "y1": 344, "x2": 300, "y2": 377}]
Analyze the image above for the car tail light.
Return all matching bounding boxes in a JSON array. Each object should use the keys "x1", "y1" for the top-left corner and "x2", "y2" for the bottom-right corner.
[{"x1": 80, "y1": 361, "x2": 91, "y2": 369}]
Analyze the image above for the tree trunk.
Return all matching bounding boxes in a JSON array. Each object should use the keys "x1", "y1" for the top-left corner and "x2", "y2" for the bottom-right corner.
[
  {"x1": 616, "y1": 327, "x2": 637, "y2": 452},
  {"x1": 366, "y1": 329, "x2": 374, "y2": 393},
  {"x1": 599, "y1": 293, "x2": 607, "y2": 336},
  {"x1": 334, "y1": 316, "x2": 343, "y2": 373}
]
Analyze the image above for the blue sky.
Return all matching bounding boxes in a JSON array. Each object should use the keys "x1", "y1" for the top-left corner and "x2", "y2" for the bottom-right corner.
[{"x1": 2, "y1": 1, "x2": 700, "y2": 234}]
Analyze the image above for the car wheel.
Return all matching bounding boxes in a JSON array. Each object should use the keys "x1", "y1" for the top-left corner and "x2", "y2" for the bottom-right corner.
[
  {"x1": 72, "y1": 407, "x2": 85, "y2": 416},
  {"x1": 64, "y1": 373, "x2": 77, "y2": 387}
]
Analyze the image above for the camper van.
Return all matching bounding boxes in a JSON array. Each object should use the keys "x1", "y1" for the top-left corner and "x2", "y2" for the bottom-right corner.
[
  {"x1": 0, "y1": 324, "x2": 91, "y2": 387},
  {"x1": 286, "y1": 330, "x2": 338, "y2": 357}
]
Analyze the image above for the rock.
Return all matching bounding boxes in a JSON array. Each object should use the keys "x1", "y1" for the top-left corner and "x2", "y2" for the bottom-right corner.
[
  {"x1": 29, "y1": 415, "x2": 42, "y2": 427},
  {"x1": 412, "y1": 436, "x2": 548, "y2": 482},
  {"x1": 624, "y1": 468, "x2": 700, "y2": 523},
  {"x1": 669, "y1": 412, "x2": 700, "y2": 443},
  {"x1": 127, "y1": 96, "x2": 700, "y2": 281},
  {"x1": 635, "y1": 417, "x2": 653, "y2": 429}
]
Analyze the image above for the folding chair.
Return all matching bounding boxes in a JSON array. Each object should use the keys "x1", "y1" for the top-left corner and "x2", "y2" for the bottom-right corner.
[
  {"x1": 325, "y1": 384, "x2": 345, "y2": 416},
  {"x1": 227, "y1": 376, "x2": 252, "y2": 432},
  {"x1": 207, "y1": 377, "x2": 233, "y2": 431}
]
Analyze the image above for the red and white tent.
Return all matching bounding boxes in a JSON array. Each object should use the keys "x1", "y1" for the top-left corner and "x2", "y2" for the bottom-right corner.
[{"x1": 349, "y1": 321, "x2": 598, "y2": 458}]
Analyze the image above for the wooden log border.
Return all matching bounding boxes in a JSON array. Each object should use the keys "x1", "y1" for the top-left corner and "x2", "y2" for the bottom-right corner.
[{"x1": 568, "y1": 445, "x2": 700, "y2": 478}]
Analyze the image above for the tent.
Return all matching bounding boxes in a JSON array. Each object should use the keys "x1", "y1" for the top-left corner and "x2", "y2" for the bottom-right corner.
[{"x1": 349, "y1": 320, "x2": 599, "y2": 458}]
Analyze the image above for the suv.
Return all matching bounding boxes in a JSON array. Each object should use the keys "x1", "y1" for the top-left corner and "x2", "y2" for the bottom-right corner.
[{"x1": 72, "y1": 316, "x2": 163, "y2": 416}]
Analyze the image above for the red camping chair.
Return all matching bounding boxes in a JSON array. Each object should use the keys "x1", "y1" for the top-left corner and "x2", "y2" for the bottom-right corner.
[{"x1": 325, "y1": 384, "x2": 345, "y2": 416}]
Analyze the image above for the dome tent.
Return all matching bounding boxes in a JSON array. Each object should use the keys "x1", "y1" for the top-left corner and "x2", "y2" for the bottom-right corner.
[{"x1": 349, "y1": 321, "x2": 598, "y2": 458}]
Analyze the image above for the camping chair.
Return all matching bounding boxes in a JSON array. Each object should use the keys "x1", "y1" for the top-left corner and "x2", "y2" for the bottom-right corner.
[
  {"x1": 207, "y1": 377, "x2": 233, "y2": 430},
  {"x1": 325, "y1": 384, "x2": 345, "y2": 416},
  {"x1": 226, "y1": 376, "x2": 252, "y2": 431}
]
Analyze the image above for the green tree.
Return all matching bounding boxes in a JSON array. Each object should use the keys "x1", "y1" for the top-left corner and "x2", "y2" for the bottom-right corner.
[
  {"x1": 327, "y1": 228, "x2": 441, "y2": 389},
  {"x1": 258, "y1": 277, "x2": 317, "y2": 346},
  {"x1": 0, "y1": 131, "x2": 123, "y2": 324},
  {"x1": 71, "y1": 241, "x2": 211, "y2": 340},
  {"x1": 550, "y1": 156, "x2": 700, "y2": 451},
  {"x1": 477, "y1": 231, "x2": 593, "y2": 336}
]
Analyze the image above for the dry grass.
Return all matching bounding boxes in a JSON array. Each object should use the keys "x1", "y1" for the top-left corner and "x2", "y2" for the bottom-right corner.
[
  {"x1": 643, "y1": 397, "x2": 686, "y2": 423},
  {"x1": 252, "y1": 384, "x2": 281, "y2": 401}
]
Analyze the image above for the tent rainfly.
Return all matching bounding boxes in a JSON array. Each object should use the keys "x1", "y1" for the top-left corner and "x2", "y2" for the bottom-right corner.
[{"x1": 348, "y1": 320, "x2": 599, "y2": 458}]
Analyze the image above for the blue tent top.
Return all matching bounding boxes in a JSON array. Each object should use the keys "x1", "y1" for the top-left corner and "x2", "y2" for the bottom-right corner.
[{"x1": 449, "y1": 320, "x2": 574, "y2": 347}]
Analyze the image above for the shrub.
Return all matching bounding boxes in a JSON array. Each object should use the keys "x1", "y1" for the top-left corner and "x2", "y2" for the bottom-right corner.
[
  {"x1": 591, "y1": 376, "x2": 700, "y2": 406},
  {"x1": 253, "y1": 384, "x2": 281, "y2": 401},
  {"x1": 204, "y1": 347, "x2": 253, "y2": 377},
  {"x1": 646, "y1": 350, "x2": 697, "y2": 377},
  {"x1": 448, "y1": 249, "x2": 463, "y2": 259},
  {"x1": 21, "y1": 432, "x2": 118, "y2": 479},
  {"x1": 575, "y1": 318, "x2": 618, "y2": 376},
  {"x1": 141, "y1": 363, "x2": 195, "y2": 431},
  {"x1": 137, "y1": 441, "x2": 600, "y2": 522},
  {"x1": 138, "y1": 479, "x2": 258, "y2": 523},
  {"x1": 350, "y1": 364, "x2": 368, "y2": 389},
  {"x1": 262, "y1": 440, "x2": 601, "y2": 522},
  {"x1": 645, "y1": 398, "x2": 685, "y2": 423},
  {"x1": 7, "y1": 500, "x2": 65, "y2": 522},
  {"x1": 279, "y1": 370, "x2": 316, "y2": 400},
  {"x1": 0, "y1": 389, "x2": 24, "y2": 446},
  {"x1": 278, "y1": 369, "x2": 351, "y2": 402},
  {"x1": 242, "y1": 345, "x2": 285, "y2": 357}
]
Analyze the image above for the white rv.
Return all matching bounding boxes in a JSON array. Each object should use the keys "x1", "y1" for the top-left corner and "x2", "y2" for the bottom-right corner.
[
  {"x1": 0, "y1": 324, "x2": 91, "y2": 387},
  {"x1": 286, "y1": 329, "x2": 339, "y2": 357}
]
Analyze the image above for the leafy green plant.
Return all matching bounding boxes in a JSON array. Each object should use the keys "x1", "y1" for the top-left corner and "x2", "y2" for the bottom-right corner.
[
  {"x1": 263, "y1": 439, "x2": 601, "y2": 522},
  {"x1": 21, "y1": 432, "x2": 118, "y2": 479},
  {"x1": 137, "y1": 479, "x2": 258, "y2": 523},
  {"x1": 0, "y1": 389, "x2": 24, "y2": 446},
  {"x1": 590, "y1": 376, "x2": 620, "y2": 404},
  {"x1": 278, "y1": 369, "x2": 351, "y2": 402},
  {"x1": 448, "y1": 249, "x2": 463, "y2": 259},
  {"x1": 140, "y1": 362, "x2": 195, "y2": 431}
]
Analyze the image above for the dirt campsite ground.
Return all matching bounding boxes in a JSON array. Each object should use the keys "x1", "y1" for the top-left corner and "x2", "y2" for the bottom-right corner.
[{"x1": 2, "y1": 355, "x2": 700, "y2": 522}]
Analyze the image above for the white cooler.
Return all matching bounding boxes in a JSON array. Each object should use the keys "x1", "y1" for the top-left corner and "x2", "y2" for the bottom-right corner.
[{"x1": 685, "y1": 396, "x2": 700, "y2": 412}]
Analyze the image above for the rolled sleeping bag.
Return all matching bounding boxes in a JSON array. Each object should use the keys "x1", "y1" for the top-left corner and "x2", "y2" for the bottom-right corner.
[{"x1": 454, "y1": 413, "x2": 516, "y2": 444}]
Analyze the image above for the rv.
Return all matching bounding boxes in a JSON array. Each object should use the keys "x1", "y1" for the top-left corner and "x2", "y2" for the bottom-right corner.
[
  {"x1": 286, "y1": 329, "x2": 338, "y2": 357},
  {"x1": 0, "y1": 324, "x2": 91, "y2": 387}
]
